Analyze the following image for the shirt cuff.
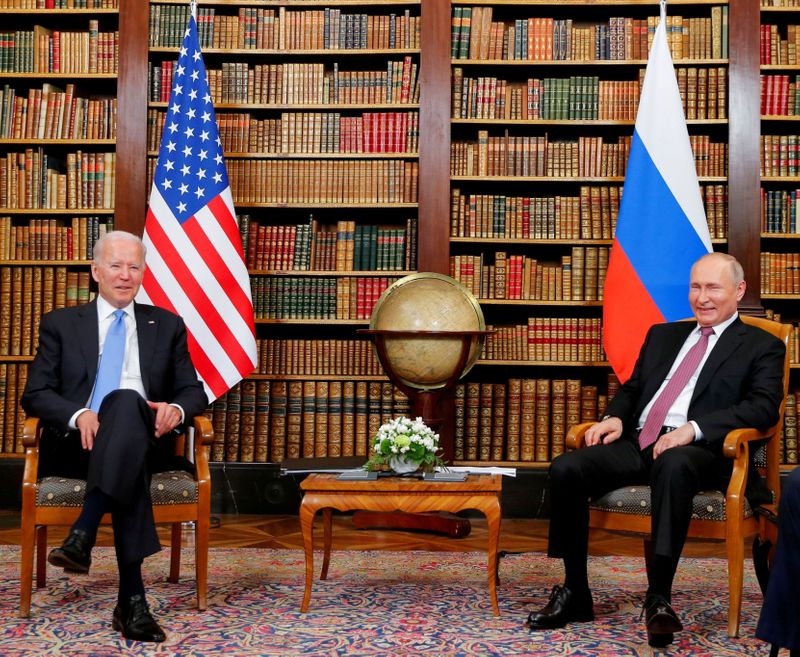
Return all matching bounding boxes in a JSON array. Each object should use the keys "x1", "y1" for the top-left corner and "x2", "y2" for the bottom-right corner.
[
  {"x1": 69, "y1": 408, "x2": 90, "y2": 429},
  {"x1": 690, "y1": 420, "x2": 703, "y2": 441},
  {"x1": 170, "y1": 403, "x2": 185, "y2": 425}
]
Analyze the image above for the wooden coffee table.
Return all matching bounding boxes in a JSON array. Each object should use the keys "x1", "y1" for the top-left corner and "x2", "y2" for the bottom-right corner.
[{"x1": 298, "y1": 473, "x2": 503, "y2": 615}]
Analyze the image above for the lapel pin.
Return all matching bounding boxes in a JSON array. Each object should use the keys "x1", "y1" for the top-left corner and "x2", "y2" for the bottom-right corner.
[{"x1": 148, "y1": 321, "x2": 156, "y2": 324}]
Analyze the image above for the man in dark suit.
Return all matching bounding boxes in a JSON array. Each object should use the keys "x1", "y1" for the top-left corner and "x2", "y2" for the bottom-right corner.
[
  {"x1": 21, "y1": 230, "x2": 208, "y2": 643},
  {"x1": 526, "y1": 252, "x2": 785, "y2": 647},
  {"x1": 757, "y1": 467, "x2": 800, "y2": 657}
]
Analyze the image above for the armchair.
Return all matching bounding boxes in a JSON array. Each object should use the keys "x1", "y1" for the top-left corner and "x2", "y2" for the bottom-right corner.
[
  {"x1": 19, "y1": 414, "x2": 214, "y2": 617},
  {"x1": 565, "y1": 315, "x2": 790, "y2": 638}
]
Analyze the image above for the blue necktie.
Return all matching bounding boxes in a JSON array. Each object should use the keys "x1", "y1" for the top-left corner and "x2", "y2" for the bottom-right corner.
[{"x1": 90, "y1": 309, "x2": 126, "y2": 413}]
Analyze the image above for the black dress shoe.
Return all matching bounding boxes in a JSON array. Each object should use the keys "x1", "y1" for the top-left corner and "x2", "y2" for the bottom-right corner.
[
  {"x1": 526, "y1": 585, "x2": 594, "y2": 630},
  {"x1": 47, "y1": 528, "x2": 92, "y2": 573},
  {"x1": 112, "y1": 594, "x2": 166, "y2": 643},
  {"x1": 643, "y1": 595, "x2": 683, "y2": 647}
]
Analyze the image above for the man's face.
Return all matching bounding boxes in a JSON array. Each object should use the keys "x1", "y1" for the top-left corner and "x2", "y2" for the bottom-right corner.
[
  {"x1": 91, "y1": 239, "x2": 145, "y2": 309},
  {"x1": 689, "y1": 257, "x2": 745, "y2": 327}
]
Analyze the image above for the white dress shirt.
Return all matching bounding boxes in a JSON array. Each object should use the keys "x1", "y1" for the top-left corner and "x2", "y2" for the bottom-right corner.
[{"x1": 637, "y1": 312, "x2": 739, "y2": 441}]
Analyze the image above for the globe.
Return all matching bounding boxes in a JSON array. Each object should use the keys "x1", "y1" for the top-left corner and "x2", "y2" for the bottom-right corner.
[{"x1": 369, "y1": 273, "x2": 486, "y2": 391}]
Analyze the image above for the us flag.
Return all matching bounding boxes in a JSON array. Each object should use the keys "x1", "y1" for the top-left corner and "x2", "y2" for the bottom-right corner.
[{"x1": 139, "y1": 2, "x2": 257, "y2": 401}]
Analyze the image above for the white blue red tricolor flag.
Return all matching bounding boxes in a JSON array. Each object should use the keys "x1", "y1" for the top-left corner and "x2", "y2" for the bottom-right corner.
[
  {"x1": 603, "y1": 1, "x2": 712, "y2": 382},
  {"x1": 139, "y1": 1, "x2": 257, "y2": 401}
]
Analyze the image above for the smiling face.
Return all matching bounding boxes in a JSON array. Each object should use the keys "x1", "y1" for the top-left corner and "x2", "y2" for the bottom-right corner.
[
  {"x1": 91, "y1": 237, "x2": 145, "y2": 309},
  {"x1": 689, "y1": 254, "x2": 745, "y2": 327}
]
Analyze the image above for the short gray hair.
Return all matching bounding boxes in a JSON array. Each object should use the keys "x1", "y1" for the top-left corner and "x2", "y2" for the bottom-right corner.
[
  {"x1": 692, "y1": 252, "x2": 744, "y2": 286},
  {"x1": 93, "y1": 230, "x2": 147, "y2": 262}
]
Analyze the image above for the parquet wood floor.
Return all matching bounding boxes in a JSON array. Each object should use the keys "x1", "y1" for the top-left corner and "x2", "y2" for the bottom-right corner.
[{"x1": 0, "y1": 511, "x2": 728, "y2": 558}]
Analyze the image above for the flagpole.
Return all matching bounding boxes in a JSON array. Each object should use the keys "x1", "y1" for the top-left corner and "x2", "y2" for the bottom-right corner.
[{"x1": 660, "y1": 0, "x2": 667, "y2": 21}]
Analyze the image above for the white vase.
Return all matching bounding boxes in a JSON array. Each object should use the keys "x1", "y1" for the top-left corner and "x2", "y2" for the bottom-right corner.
[{"x1": 388, "y1": 455, "x2": 419, "y2": 474}]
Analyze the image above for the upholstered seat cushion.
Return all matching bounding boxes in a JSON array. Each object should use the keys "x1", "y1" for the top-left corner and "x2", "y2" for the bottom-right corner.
[
  {"x1": 590, "y1": 486, "x2": 754, "y2": 522},
  {"x1": 36, "y1": 470, "x2": 198, "y2": 507}
]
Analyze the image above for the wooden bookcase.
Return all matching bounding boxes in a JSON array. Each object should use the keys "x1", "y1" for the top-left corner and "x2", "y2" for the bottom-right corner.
[
  {"x1": 759, "y1": 0, "x2": 800, "y2": 466},
  {"x1": 0, "y1": 0, "x2": 796, "y2": 475},
  {"x1": 0, "y1": 0, "x2": 120, "y2": 458}
]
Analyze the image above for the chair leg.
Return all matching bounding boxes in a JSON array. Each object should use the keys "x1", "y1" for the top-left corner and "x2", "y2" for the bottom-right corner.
[
  {"x1": 726, "y1": 536, "x2": 744, "y2": 638},
  {"x1": 19, "y1": 516, "x2": 36, "y2": 617},
  {"x1": 35, "y1": 526, "x2": 48, "y2": 589},
  {"x1": 168, "y1": 523, "x2": 182, "y2": 584},
  {"x1": 195, "y1": 513, "x2": 209, "y2": 611}
]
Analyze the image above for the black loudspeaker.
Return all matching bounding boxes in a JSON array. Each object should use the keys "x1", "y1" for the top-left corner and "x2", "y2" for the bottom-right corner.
[{"x1": 210, "y1": 463, "x2": 302, "y2": 515}]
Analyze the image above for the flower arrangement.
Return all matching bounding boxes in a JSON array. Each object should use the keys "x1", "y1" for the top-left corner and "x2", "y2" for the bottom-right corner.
[{"x1": 364, "y1": 416, "x2": 444, "y2": 473}]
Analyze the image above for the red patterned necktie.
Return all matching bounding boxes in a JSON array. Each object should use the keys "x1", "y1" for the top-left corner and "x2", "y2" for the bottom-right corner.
[{"x1": 637, "y1": 326, "x2": 715, "y2": 451}]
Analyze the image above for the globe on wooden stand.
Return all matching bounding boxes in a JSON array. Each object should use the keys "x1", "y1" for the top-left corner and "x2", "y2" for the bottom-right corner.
[{"x1": 357, "y1": 272, "x2": 488, "y2": 537}]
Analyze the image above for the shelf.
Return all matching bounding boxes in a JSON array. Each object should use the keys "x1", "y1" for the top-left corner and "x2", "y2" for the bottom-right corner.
[
  {"x1": 254, "y1": 318, "x2": 371, "y2": 325},
  {"x1": 153, "y1": 0, "x2": 420, "y2": 6},
  {"x1": 235, "y1": 202, "x2": 418, "y2": 209},
  {"x1": 451, "y1": 175, "x2": 726, "y2": 183},
  {"x1": 452, "y1": 0, "x2": 726, "y2": 5},
  {"x1": 248, "y1": 373, "x2": 388, "y2": 381},
  {"x1": 160, "y1": 152, "x2": 419, "y2": 160},
  {"x1": 0, "y1": 260, "x2": 90, "y2": 266},
  {"x1": 149, "y1": 102, "x2": 420, "y2": 111},
  {"x1": 477, "y1": 359, "x2": 609, "y2": 367},
  {"x1": 0, "y1": 208, "x2": 114, "y2": 215},
  {"x1": 452, "y1": 58, "x2": 727, "y2": 66},
  {"x1": 761, "y1": 294, "x2": 800, "y2": 299},
  {"x1": 0, "y1": 8, "x2": 118, "y2": 13},
  {"x1": 762, "y1": 115, "x2": 800, "y2": 121},
  {"x1": 451, "y1": 236, "x2": 614, "y2": 244},
  {"x1": 451, "y1": 118, "x2": 728, "y2": 126},
  {"x1": 0, "y1": 139, "x2": 115, "y2": 146},
  {"x1": 761, "y1": 65, "x2": 800, "y2": 71},
  {"x1": 0, "y1": 73, "x2": 117, "y2": 79},
  {"x1": 761, "y1": 233, "x2": 800, "y2": 238},
  {"x1": 0, "y1": 355, "x2": 34, "y2": 362},
  {"x1": 479, "y1": 299, "x2": 604, "y2": 307},
  {"x1": 150, "y1": 47, "x2": 420, "y2": 56},
  {"x1": 249, "y1": 269, "x2": 414, "y2": 276},
  {"x1": 762, "y1": 176, "x2": 800, "y2": 182}
]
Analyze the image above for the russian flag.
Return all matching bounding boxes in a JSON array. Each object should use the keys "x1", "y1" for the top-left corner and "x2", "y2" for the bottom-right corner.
[{"x1": 603, "y1": 6, "x2": 712, "y2": 382}]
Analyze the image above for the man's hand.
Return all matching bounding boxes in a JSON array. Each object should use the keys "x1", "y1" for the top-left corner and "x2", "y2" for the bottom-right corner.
[
  {"x1": 652, "y1": 423, "x2": 696, "y2": 459},
  {"x1": 584, "y1": 416, "x2": 623, "y2": 447},
  {"x1": 147, "y1": 400, "x2": 181, "y2": 438},
  {"x1": 75, "y1": 410, "x2": 99, "y2": 450}
]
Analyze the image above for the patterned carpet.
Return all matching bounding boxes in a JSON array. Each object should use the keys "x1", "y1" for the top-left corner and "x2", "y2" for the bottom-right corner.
[{"x1": 1, "y1": 545, "x2": 770, "y2": 656}]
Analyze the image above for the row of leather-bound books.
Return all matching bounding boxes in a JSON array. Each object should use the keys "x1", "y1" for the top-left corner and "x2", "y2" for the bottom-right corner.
[
  {"x1": 150, "y1": 5, "x2": 420, "y2": 52},
  {"x1": 0, "y1": 216, "x2": 112, "y2": 261},
  {"x1": 451, "y1": 7, "x2": 728, "y2": 62},
  {"x1": 150, "y1": 59, "x2": 420, "y2": 106},
  {"x1": 449, "y1": 185, "x2": 728, "y2": 241},
  {"x1": 761, "y1": 23, "x2": 800, "y2": 66},
  {"x1": 451, "y1": 247, "x2": 608, "y2": 303},
  {"x1": 452, "y1": 67, "x2": 727, "y2": 122},
  {"x1": 239, "y1": 216, "x2": 417, "y2": 273},
  {"x1": 761, "y1": 252, "x2": 800, "y2": 295},
  {"x1": 148, "y1": 109, "x2": 420, "y2": 156}
]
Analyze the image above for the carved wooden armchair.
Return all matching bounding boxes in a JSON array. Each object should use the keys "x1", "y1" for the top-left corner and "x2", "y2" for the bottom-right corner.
[
  {"x1": 19, "y1": 414, "x2": 214, "y2": 617},
  {"x1": 566, "y1": 315, "x2": 790, "y2": 637}
]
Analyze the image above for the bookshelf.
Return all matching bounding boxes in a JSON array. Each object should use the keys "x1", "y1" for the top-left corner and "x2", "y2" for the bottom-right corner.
[
  {"x1": 145, "y1": 0, "x2": 424, "y2": 462},
  {"x1": 0, "y1": 0, "x2": 796, "y2": 486},
  {"x1": 0, "y1": 0, "x2": 120, "y2": 457},
  {"x1": 446, "y1": 0, "x2": 732, "y2": 464},
  {"x1": 760, "y1": 0, "x2": 800, "y2": 466}
]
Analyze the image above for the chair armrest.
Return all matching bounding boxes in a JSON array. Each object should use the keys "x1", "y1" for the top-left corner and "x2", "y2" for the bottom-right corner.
[
  {"x1": 721, "y1": 425, "x2": 777, "y2": 521},
  {"x1": 721, "y1": 427, "x2": 771, "y2": 460},
  {"x1": 191, "y1": 415, "x2": 213, "y2": 490},
  {"x1": 22, "y1": 417, "x2": 41, "y2": 448},
  {"x1": 565, "y1": 422, "x2": 596, "y2": 450},
  {"x1": 21, "y1": 417, "x2": 42, "y2": 499}
]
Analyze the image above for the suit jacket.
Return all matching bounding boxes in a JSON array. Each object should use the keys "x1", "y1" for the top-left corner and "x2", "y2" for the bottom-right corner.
[
  {"x1": 21, "y1": 299, "x2": 208, "y2": 477},
  {"x1": 606, "y1": 317, "x2": 785, "y2": 449}
]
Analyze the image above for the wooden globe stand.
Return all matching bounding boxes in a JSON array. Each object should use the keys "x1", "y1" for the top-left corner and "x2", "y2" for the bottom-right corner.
[{"x1": 355, "y1": 329, "x2": 490, "y2": 537}]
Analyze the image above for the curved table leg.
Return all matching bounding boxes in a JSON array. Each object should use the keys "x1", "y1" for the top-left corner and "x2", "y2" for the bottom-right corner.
[
  {"x1": 484, "y1": 499, "x2": 502, "y2": 616},
  {"x1": 321, "y1": 508, "x2": 333, "y2": 580},
  {"x1": 299, "y1": 500, "x2": 317, "y2": 613}
]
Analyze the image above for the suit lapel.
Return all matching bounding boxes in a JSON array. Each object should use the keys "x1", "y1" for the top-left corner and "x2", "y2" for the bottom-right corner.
[
  {"x1": 77, "y1": 300, "x2": 100, "y2": 386},
  {"x1": 134, "y1": 303, "x2": 157, "y2": 396},
  {"x1": 634, "y1": 323, "x2": 695, "y2": 418},
  {"x1": 692, "y1": 317, "x2": 745, "y2": 401}
]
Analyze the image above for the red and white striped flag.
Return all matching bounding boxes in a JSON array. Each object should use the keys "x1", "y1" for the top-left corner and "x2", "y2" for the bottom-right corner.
[{"x1": 138, "y1": 3, "x2": 257, "y2": 401}]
